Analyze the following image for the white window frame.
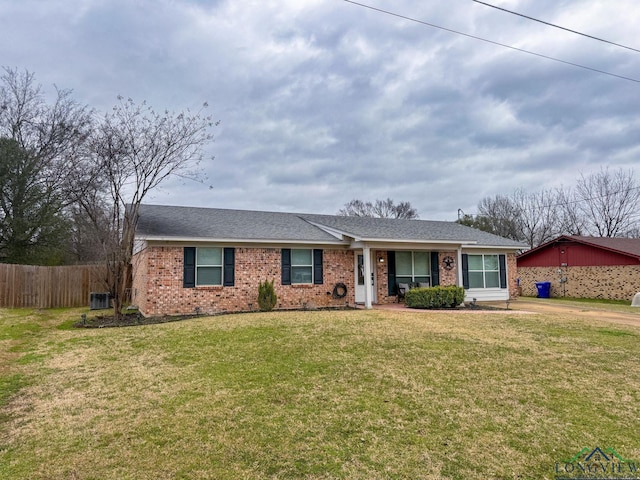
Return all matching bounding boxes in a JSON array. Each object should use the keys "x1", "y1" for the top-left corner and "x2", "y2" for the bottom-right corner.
[
  {"x1": 196, "y1": 247, "x2": 223, "y2": 286},
  {"x1": 291, "y1": 248, "x2": 313, "y2": 284},
  {"x1": 467, "y1": 254, "x2": 500, "y2": 289}
]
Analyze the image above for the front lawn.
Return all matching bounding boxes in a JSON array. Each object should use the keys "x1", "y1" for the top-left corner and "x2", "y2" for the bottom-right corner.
[{"x1": 1, "y1": 307, "x2": 640, "y2": 479}]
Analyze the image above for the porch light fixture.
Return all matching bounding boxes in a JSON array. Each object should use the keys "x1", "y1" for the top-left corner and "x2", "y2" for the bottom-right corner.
[{"x1": 378, "y1": 257, "x2": 385, "y2": 263}]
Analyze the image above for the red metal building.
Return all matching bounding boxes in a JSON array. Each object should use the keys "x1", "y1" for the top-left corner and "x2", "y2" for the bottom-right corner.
[{"x1": 517, "y1": 236, "x2": 640, "y2": 300}]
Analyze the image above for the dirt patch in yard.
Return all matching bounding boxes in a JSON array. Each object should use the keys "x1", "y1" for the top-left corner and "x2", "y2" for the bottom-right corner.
[{"x1": 510, "y1": 298, "x2": 640, "y2": 327}]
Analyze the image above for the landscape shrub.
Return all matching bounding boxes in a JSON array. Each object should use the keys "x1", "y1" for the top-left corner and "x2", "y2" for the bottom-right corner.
[
  {"x1": 257, "y1": 279, "x2": 277, "y2": 312},
  {"x1": 405, "y1": 285, "x2": 465, "y2": 309}
]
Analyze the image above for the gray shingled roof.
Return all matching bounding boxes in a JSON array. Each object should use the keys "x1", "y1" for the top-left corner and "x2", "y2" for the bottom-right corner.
[
  {"x1": 135, "y1": 204, "x2": 525, "y2": 247},
  {"x1": 135, "y1": 205, "x2": 342, "y2": 242},
  {"x1": 299, "y1": 213, "x2": 524, "y2": 246}
]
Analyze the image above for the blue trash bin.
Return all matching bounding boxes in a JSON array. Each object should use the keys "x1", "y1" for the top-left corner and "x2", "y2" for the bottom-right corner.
[{"x1": 535, "y1": 281, "x2": 551, "y2": 298}]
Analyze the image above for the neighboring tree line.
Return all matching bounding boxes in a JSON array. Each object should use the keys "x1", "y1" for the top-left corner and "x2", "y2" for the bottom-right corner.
[
  {"x1": 458, "y1": 168, "x2": 640, "y2": 249},
  {"x1": 338, "y1": 198, "x2": 419, "y2": 219},
  {"x1": 0, "y1": 67, "x2": 216, "y2": 318}
]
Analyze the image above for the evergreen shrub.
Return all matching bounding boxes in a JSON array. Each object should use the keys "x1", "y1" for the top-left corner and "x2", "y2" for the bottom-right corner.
[
  {"x1": 405, "y1": 286, "x2": 465, "y2": 309},
  {"x1": 257, "y1": 279, "x2": 278, "y2": 312}
]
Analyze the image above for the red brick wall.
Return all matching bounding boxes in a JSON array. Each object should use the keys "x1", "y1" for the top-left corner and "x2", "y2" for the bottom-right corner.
[
  {"x1": 131, "y1": 248, "x2": 149, "y2": 313},
  {"x1": 438, "y1": 251, "x2": 458, "y2": 286},
  {"x1": 518, "y1": 264, "x2": 640, "y2": 300},
  {"x1": 131, "y1": 246, "x2": 521, "y2": 315},
  {"x1": 375, "y1": 251, "x2": 393, "y2": 303},
  {"x1": 132, "y1": 246, "x2": 355, "y2": 316},
  {"x1": 507, "y1": 253, "x2": 519, "y2": 299}
]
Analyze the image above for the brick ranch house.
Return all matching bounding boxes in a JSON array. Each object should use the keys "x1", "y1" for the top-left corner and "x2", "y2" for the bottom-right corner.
[
  {"x1": 517, "y1": 235, "x2": 640, "y2": 301},
  {"x1": 131, "y1": 204, "x2": 525, "y2": 316}
]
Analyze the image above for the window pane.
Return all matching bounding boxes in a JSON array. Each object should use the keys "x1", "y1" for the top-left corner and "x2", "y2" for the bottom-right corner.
[
  {"x1": 197, "y1": 247, "x2": 221, "y2": 266},
  {"x1": 415, "y1": 276, "x2": 430, "y2": 286},
  {"x1": 292, "y1": 266, "x2": 312, "y2": 284},
  {"x1": 469, "y1": 272, "x2": 484, "y2": 289},
  {"x1": 468, "y1": 255, "x2": 483, "y2": 271},
  {"x1": 396, "y1": 252, "x2": 412, "y2": 276},
  {"x1": 197, "y1": 266, "x2": 222, "y2": 285},
  {"x1": 414, "y1": 252, "x2": 430, "y2": 276},
  {"x1": 396, "y1": 276, "x2": 412, "y2": 286},
  {"x1": 484, "y1": 255, "x2": 499, "y2": 271},
  {"x1": 485, "y1": 272, "x2": 500, "y2": 288},
  {"x1": 291, "y1": 249, "x2": 312, "y2": 266}
]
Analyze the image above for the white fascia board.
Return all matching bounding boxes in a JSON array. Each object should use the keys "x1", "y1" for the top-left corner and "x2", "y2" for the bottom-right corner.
[
  {"x1": 136, "y1": 235, "x2": 348, "y2": 247},
  {"x1": 462, "y1": 244, "x2": 524, "y2": 251},
  {"x1": 350, "y1": 239, "x2": 477, "y2": 250},
  {"x1": 361, "y1": 238, "x2": 477, "y2": 245}
]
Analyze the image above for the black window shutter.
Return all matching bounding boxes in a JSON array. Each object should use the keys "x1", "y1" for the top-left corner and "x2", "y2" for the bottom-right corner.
[
  {"x1": 462, "y1": 254, "x2": 469, "y2": 289},
  {"x1": 223, "y1": 248, "x2": 235, "y2": 287},
  {"x1": 313, "y1": 249, "x2": 323, "y2": 285},
  {"x1": 281, "y1": 249, "x2": 291, "y2": 285},
  {"x1": 183, "y1": 247, "x2": 196, "y2": 288},
  {"x1": 499, "y1": 254, "x2": 507, "y2": 289},
  {"x1": 430, "y1": 251, "x2": 440, "y2": 286},
  {"x1": 387, "y1": 251, "x2": 396, "y2": 295}
]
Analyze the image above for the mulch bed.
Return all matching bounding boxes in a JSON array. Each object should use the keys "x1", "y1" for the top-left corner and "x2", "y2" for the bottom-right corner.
[
  {"x1": 75, "y1": 305, "x2": 357, "y2": 328},
  {"x1": 75, "y1": 312, "x2": 201, "y2": 328}
]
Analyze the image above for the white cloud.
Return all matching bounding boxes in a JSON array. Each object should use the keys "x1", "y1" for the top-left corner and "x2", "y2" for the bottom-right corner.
[{"x1": 1, "y1": 0, "x2": 638, "y2": 220}]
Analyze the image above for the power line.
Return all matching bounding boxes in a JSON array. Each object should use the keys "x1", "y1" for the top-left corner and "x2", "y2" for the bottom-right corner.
[
  {"x1": 342, "y1": 0, "x2": 640, "y2": 83},
  {"x1": 472, "y1": 0, "x2": 640, "y2": 54}
]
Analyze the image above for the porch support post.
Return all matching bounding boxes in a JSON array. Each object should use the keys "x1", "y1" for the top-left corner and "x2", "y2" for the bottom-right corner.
[
  {"x1": 457, "y1": 247, "x2": 463, "y2": 287},
  {"x1": 363, "y1": 245, "x2": 373, "y2": 309}
]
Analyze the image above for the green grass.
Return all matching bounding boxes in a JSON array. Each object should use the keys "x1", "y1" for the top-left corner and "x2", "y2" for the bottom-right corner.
[{"x1": 1, "y1": 306, "x2": 640, "y2": 479}]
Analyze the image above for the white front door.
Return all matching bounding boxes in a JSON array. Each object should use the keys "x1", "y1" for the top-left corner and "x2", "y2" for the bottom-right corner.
[{"x1": 354, "y1": 253, "x2": 375, "y2": 304}]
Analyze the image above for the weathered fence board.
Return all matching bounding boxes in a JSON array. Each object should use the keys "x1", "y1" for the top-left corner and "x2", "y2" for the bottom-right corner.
[{"x1": 0, "y1": 263, "x2": 107, "y2": 308}]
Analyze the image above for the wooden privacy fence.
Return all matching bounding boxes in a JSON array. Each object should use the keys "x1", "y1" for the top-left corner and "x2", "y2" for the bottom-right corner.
[{"x1": 0, "y1": 263, "x2": 107, "y2": 309}]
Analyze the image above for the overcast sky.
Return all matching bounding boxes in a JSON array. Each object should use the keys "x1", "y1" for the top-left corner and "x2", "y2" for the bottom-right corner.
[{"x1": 1, "y1": 0, "x2": 639, "y2": 220}]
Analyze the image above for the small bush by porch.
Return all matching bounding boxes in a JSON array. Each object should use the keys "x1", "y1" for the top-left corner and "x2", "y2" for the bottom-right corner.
[{"x1": 405, "y1": 285, "x2": 465, "y2": 309}]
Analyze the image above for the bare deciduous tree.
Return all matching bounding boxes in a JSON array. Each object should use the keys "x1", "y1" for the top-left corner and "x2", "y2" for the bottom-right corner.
[
  {"x1": 468, "y1": 167, "x2": 640, "y2": 248},
  {"x1": 554, "y1": 186, "x2": 587, "y2": 236},
  {"x1": 511, "y1": 188, "x2": 560, "y2": 249},
  {"x1": 574, "y1": 167, "x2": 640, "y2": 237},
  {"x1": 87, "y1": 97, "x2": 217, "y2": 320},
  {"x1": 338, "y1": 198, "x2": 419, "y2": 219},
  {"x1": 476, "y1": 194, "x2": 521, "y2": 240}
]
